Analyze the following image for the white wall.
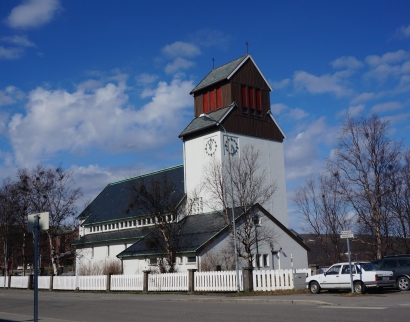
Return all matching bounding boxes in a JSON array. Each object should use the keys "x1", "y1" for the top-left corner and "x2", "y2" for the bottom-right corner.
[
  {"x1": 184, "y1": 131, "x2": 289, "y2": 227},
  {"x1": 197, "y1": 212, "x2": 308, "y2": 271}
]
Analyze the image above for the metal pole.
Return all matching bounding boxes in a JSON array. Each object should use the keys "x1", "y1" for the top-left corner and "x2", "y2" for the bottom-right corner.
[
  {"x1": 34, "y1": 214, "x2": 39, "y2": 322},
  {"x1": 255, "y1": 223, "x2": 259, "y2": 270},
  {"x1": 3, "y1": 238, "x2": 7, "y2": 289},
  {"x1": 347, "y1": 237, "x2": 354, "y2": 293},
  {"x1": 200, "y1": 114, "x2": 240, "y2": 292}
]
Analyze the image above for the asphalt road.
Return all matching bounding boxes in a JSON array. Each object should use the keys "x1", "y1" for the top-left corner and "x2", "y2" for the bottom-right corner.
[{"x1": 0, "y1": 288, "x2": 409, "y2": 322}]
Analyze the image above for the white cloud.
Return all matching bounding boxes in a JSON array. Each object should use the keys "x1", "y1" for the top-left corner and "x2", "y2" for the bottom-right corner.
[
  {"x1": 396, "y1": 24, "x2": 410, "y2": 39},
  {"x1": 165, "y1": 57, "x2": 195, "y2": 74},
  {"x1": 6, "y1": 0, "x2": 62, "y2": 29},
  {"x1": 365, "y1": 50, "x2": 409, "y2": 67},
  {"x1": 287, "y1": 108, "x2": 308, "y2": 120},
  {"x1": 162, "y1": 41, "x2": 201, "y2": 58},
  {"x1": 348, "y1": 104, "x2": 365, "y2": 116},
  {"x1": 0, "y1": 46, "x2": 23, "y2": 60},
  {"x1": 284, "y1": 117, "x2": 335, "y2": 181},
  {"x1": 0, "y1": 86, "x2": 25, "y2": 106},
  {"x1": 331, "y1": 56, "x2": 363, "y2": 70},
  {"x1": 350, "y1": 92, "x2": 375, "y2": 104},
  {"x1": 271, "y1": 78, "x2": 290, "y2": 90},
  {"x1": 270, "y1": 103, "x2": 288, "y2": 115},
  {"x1": 136, "y1": 73, "x2": 158, "y2": 86},
  {"x1": 1, "y1": 35, "x2": 35, "y2": 47},
  {"x1": 6, "y1": 75, "x2": 194, "y2": 166},
  {"x1": 371, "y1": 101, "x2": 403, "y2": 113},
  {"x1": 293, "y1": 71, "x2": 350, "y2": 97}
]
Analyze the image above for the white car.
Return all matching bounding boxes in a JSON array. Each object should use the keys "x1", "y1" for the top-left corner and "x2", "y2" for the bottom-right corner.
[{"x1": 306, "y1": 262, "x2": 395, "y2": 294}]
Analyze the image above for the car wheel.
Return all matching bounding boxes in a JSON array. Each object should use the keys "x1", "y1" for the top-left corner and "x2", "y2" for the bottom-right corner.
[
  {"x1": 354, "y1": 281, "x2": 366, "y2": 294},
  {"x1": 397, "y1": 276, "x2": 410, "y2": 291},
  {"x1": 309, "y1": 281, "x2": 321, "y2": 294}
]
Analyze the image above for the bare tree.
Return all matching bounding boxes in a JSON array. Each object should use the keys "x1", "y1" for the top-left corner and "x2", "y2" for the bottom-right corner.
[
  {"x1": 202, "y1": 145, "x2": 277, "y2": 267},
  {"x1": 293, "y1": 174, "x2": 351, "y2": 264},
  {"x1": 327, "y1": 115, "x2": 402, "y2": 259},
  {"x1": 17, "y1": 164, "x2": 82, "y2": 275},
  {"x1": 0, "y1": 179, "x2": 21, "y2": 276},
  {"x1": 385, "y1": 149, "x2": 410, "y2": 253},
  {"x1": 128, "y1": 174, "x2": 196, "y2": 273}
]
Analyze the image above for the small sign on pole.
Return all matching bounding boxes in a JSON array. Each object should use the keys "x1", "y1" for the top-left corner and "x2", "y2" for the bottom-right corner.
[
  {"x1": 340, "y1": 230, "x2": 354, "y2": 293},
  {"x1": 340, "y1": 230, "x2": 354, "y2": 239},
  {"x1": 27, "y1": 212, "x2": 49, "y2": 232}
]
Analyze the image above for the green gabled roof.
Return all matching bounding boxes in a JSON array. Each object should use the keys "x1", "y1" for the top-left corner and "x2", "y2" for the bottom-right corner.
[
  {"x1": 179, "y1": 103, "x2": 236, "y2": 138},
  {"x1": 190, "y1": 55, "x2": 248, "y2": 94},
  {"x1": 117, "y1": 211, "x2": 229, "y2": 258},
  {"x1": 78, "y1": 165, "x2": 185, "y2": 226}
]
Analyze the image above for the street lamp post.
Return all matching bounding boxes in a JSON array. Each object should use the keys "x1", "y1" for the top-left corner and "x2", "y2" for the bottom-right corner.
[
  {"x1": 199, "y1": 113, "x2": 240, "y2": 292},
  {"x1": 253, "y1": 214, "x2": 260, "y2": 270}
]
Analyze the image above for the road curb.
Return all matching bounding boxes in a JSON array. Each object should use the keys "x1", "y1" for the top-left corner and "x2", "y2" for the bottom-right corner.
[{"x1": 165, "y1": 297, "x2": 336, "y2": 306}]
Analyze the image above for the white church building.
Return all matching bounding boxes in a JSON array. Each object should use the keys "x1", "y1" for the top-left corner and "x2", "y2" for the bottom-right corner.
[{"x1": 73, "y1": 54, "x2": 309, "y2": 274}]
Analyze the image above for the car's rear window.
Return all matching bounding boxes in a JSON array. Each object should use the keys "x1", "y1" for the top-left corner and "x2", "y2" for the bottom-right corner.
[
  {"x1": 358, "y1": 263, "x2": 377, "y2": 271},
  {"x1": 398, "y1": 259, "x2": 410, "y2": 267}
]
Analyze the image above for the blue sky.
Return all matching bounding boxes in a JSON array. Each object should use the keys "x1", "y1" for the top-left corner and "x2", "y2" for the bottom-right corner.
[{"x1": 1, "y1": 0, "x2": 409, "y2": 231}]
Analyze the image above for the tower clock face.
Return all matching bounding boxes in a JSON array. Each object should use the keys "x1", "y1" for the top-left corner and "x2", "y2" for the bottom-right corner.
[
  {"x1": 225, "y1": 137, "x2": 239, "y2": 156},
  {"x1": 205, "y1": 137, "x2": 217, "y2": 156}
]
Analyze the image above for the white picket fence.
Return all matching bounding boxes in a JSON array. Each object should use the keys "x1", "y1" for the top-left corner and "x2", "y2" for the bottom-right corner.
[
  {"x1": 77, "y1": 275, "x2": 106, "y2": 291},
  {"x1": 53, "y1": 276, "x2": 77, "y2": 290},
  {"x1": 149, "y1": 272, "x2": 188, "y2": 291},
  {"x1": 10, "y1": 276, "x2": 29, "y2": 288},
  {"x1": 0, "y1": 277, "x2": 8, "y2": 288},
  {"x1": 111, "y1": 274, "x2": 143, "y2": 291},
  {"x1": 195, "y1": 271, "x2": 243, "y2": 291},
  {"x1": 3, "y1": 268, "x2": 311, "y2": 292},
  {"x1": 38, "y1": 276, "x2": 51, "y2": 290},
  {"x1": 253, "y1": 269, "x2": 293, "y2": 291}
]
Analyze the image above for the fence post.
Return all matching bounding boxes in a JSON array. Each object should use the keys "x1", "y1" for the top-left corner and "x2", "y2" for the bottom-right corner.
[
  {"x1": 28, "y1": 275, "x2": 34, "y2": 290},
  {"x1": 106, "y1": 273, "x2": 112, "y2": 292},
  {"x1": 49, "y1": 275, "x2": 53, "y2": 291},
  {"x1": 243, "y1": 267, "x2": 253, "y2": 292},
  {"x1": 188, "y1": 269, "x2": 197, "y2": 293},
  {"x1": 143, "y1": 270, "x2": 150, "y2": 292}
]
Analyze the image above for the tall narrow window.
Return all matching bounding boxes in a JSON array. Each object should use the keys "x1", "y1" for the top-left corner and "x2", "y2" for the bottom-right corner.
[
  {"x1": 209, "y1": 89, "x2": 215, "y2": 111},
  {"x1": 249, "y1": 87, "x2": 255, "y2": 109},
  {"x1": 256, "y1": 89, "x2": 261, "y2": 110},
  {"x1": 216, "y1": 87, "x2": 222, "y2": 108},
  {"x1": 241, "y1": 85, "x2": 248, "y2": 107},
  {"x1": 203, "y1": 92, "x2": 209, "y2": 113}
]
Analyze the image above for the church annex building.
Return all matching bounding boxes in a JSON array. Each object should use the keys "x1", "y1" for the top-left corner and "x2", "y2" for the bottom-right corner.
[{"x1": 73, "y1": 54, "x2": 309, "y2": 274}]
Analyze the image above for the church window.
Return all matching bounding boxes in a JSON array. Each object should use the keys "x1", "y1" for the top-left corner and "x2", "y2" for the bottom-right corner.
[
  {"x1": 216, "y1": 87, "x2": 222, "y2": 108},
  {"x1": 187, "y1": 256, "x2": 196, "y2": 264},
  {"x1": 203, "y1": 92, "x2": 209, "y2": 113},
  {"x1": 209, "y1": 89, "x2": 215, "y2": 111},
  {"x1": 249, "y1": 87, "x2": 255, "y2": 109},
  {"x1": 263, "y1": 254, "x2": 269, "y2": 267},
  {"x1": 241, "y1": 85, "x2": 248, "y2": 107}
]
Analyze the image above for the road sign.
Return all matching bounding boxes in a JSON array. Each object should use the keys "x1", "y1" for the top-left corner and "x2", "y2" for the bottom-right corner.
[
  {"x1": 340, "y1": 230, "x2": 354, "y2": 239},
  {"x1": 28, "y1": 212, "x2": 49, "y2": 232}
]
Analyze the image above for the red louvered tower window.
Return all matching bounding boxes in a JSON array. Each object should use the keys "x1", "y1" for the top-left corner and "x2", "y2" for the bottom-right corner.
[
  {"x1": 216, "y1": 87, "x2": 222, "y2": 108},
  {"x1": 209, "y1": 89, "x2": 215, "y2": 111},
  {"x1": 203, "y1": 92, "x2": 209, "y2": 113}
]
